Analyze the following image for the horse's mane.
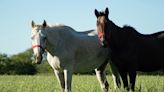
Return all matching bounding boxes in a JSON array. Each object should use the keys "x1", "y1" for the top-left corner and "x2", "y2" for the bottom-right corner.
[
  {"x1": 108, "y1": 19, "x2": 139, "y2": 36},
  {"x1": 46, "y1": 24, "x2": 76, "y2": 32},
  {"x1": 45, "y1": 24, "x2": 97, "y2": 37},
  {"x1": 123, "y1": 25, "x2": 136, "y2": 31},
  {"x1": 99, "y1": 11, "x2": 106, "y2": 16},
  {"x1": 123, "y1": 25, "x2": 138, "y2": 34},
  {"x1": 48, "y1": 24, "x2": 65, "y2": 27}
]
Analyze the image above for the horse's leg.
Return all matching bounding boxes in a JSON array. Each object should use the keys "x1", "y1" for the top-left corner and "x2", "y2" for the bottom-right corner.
[
  {"x1": 129, "y1": 71, "x2": 136, "y2": 91},
  {"x1": 109, "y1": 61, "x2": 121, "y2": 89},
  {"x1": 54, "y1": 70, "x2": 65, "y2": 92},
  {"x1": 119, "y1": 71, "x2": 129, "y2": 90},
  {"x1": 95, "y1": 69, "x2": 109, "y2": 92},
  {"x1": 95, "y1": 61, "x2": 109, "y2": 92},
  {"x1": 63, "y1": 69, "x2": 73, "y2": 92}
]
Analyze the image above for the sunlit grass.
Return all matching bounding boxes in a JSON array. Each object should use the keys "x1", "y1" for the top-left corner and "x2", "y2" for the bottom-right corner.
[{"x1": 0, "y1": 75, "x2": 163, "y2": 92}]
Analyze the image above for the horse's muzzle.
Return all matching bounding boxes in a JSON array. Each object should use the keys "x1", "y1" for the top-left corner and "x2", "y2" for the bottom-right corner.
[
  {"x1": 101, "y1": 40, "x2": 109, "y2": 48},
  {"x1": 35, "y1": 54, "x2": 42, "y2": 64}
]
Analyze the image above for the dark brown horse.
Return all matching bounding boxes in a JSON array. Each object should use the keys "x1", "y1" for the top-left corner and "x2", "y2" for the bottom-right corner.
[{"x1": 95, "y1": 8, "x2": 164, "y2": 91}]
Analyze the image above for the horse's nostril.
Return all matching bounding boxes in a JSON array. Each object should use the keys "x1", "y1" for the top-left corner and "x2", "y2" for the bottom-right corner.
[
  {"x1": 36, "y1": 55, "x2": 41, "y2": 59},
  {"x1": 103, "y1": 40, "x2": 108, "y2": 45},
  {"x1": 101, "y1": 40, "x2": 108, "y2": 48}
]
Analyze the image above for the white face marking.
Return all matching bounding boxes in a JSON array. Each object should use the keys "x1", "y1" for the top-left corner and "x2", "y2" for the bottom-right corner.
[
  {"x1": 31, "y1": 25, "x2": 46, "y2": 64},
  {"x1": 31, "y1": 27, "x2": 41, "y2": 55}
]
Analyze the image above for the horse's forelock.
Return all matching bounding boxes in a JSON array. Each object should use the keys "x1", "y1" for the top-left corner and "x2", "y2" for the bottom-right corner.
[
  {"x1": 32, "y1": 25, "x2": 48, "y2": 31},
  {"x1": 99, "y1": 11, "x2": 106, "y2": 16}
]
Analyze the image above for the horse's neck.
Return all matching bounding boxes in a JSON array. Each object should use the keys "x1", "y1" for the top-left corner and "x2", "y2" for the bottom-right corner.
[
  {"x1": 45, "y1": 27, "x2": 75, "y2": 56},
  {"x1": 109, "y1": 21, "x2": 123, "y2": 39},
  {"x1": 109, "y1": 21, "x2": 130, "y2": 50},
  {"x1": 108, "y1": 20, "x2": 121, "y2": 32}
]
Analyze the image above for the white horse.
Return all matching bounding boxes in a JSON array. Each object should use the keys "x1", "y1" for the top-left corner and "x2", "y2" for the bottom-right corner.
[{"x1": 31, "y1": 20, "x2": 120, "y2": 92}]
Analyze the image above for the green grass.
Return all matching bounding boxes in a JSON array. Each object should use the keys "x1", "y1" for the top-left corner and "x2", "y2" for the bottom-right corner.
[{"x1": 0, "y1": 75, "x2": 163, "y2": 92}]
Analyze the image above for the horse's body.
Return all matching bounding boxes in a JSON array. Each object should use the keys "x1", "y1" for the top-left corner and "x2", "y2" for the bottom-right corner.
[
  {"x1": 95, "y1": 8, "x2": 164, "y2": 91},
  {"x1": 134, "y1": 30, "x2": 164, "y2": 72},
  {"x1": 31, "y1": 21, "x2": 120, "y2": 92},
  {"x1": 108, "y1": 26, "x2": 164, "y2": 71},
  {"x1": 45, "y1": 26, "x2": 108, "y2": 73}
]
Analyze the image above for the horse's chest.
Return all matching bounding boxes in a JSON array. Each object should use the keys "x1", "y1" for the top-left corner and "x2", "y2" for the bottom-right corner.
[
  {"x1": 47, "y1": 54, "x2": 63, "y2": 70},
  {"x1": 111, "y1": 49, "x2": 137, "y2": 68},
  {"x1": 113, "y1": 48, "x2": 135, "y2": 59}
]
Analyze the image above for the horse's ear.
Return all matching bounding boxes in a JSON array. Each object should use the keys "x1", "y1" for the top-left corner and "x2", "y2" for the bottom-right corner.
[
  {"x1": 43, "y1": 20, "x2": 47, "y2": 27},
  {"x1": 105, "y1": 8, "x2": 109, "y2": 17},
  {"x1": 31, "y1": 20, "x2": 35, "y2": 28},
  {"x1": 95, "y1": 9, "x2": 99, "y2": 18}
]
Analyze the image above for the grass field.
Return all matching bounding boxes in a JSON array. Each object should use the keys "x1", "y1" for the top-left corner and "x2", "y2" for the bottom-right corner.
[{"x1": 0, "y1": 74, "x2": 163, "y2": 92}]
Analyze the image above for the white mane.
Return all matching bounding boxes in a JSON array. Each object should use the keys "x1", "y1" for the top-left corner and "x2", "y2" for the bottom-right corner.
[
  {"x1": 45, "y1": 24, "x2": 98, "y2": 38},
  {"x1": 48, "y1": 24, "x2": 65, "y2": 27}
]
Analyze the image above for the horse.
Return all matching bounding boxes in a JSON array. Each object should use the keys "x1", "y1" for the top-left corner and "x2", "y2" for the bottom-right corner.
[
  {"x1": 30, "y1": 20, "x2": 121, "y2": 92},
  {"x1": 95, "y1": 8, "x2": 164, "y2": 91}
]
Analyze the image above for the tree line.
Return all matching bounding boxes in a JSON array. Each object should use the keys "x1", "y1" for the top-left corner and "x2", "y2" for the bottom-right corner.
[
  {"x1": 0, "y1": 49, "x2": 52, "y2": 75},
  {"x1": 0, "y1": 49, "x2": 163, "y2": 75}
]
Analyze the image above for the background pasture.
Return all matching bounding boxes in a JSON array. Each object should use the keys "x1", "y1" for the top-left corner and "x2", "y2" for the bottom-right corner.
[{"x1": 0, "y1": 75, "x2": 163, "y2": 92}]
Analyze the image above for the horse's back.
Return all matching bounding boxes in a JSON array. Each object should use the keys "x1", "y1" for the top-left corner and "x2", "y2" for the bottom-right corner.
[
  {"x1": 78, "y1": 29, "x2": 97, "y2": 35},
  {"x1": 135, "y1": 31, "x2": 164, "y2": 71},
  {"x1": 117, "y1": 28, "x2": 164, "y2": 72}
]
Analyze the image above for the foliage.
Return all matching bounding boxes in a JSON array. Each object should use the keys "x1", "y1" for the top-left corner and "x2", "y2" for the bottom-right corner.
[
  {"x1": 10, "y1": 49, "x2": 33, "y2": 63},
  {"x1": 0, "y1": 53, "x2": 11, "y2": 74},
  {"x1": 0, "y1": 49, "x2": 36, "y2": 75},
  {"x1": 0, "y1": 49, "x2": 53, "y2": 75}
]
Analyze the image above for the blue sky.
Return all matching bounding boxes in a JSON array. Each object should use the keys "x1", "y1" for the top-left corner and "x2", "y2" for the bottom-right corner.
[{"x1": 0, "y1": 0, "x2": 164, "y2": 55}]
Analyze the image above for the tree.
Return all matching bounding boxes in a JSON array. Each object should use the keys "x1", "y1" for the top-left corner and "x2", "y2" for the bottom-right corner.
[
  {"x1": 0, "y1": 53, "x2": 11, "y2": 74},
  {"x1": 10, "y1": 48, "x2": 52, "y2": 74},
  {"x1": 9, "y1": 48, "x2": 37, "y2": 75},
  {"x1": 0, "y1": 49, "x2": 36, "y2": 75}
]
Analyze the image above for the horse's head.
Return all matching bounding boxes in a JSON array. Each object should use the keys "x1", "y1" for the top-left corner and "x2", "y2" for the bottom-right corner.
[
  {"x1": 95, "y1": 8, "x2": 110, "y2": 47},
  {"x1": 31, "y1": 20, "x2": 47, "y2": 64}
]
